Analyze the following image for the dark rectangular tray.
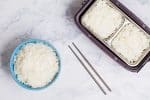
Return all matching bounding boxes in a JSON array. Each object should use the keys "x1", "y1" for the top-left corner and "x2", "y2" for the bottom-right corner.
[{"x1": 75, "y1": 0, "x2": 150, "y2": 72}]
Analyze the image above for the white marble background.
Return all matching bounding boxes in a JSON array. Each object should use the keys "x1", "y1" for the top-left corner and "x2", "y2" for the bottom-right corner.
[{"x1": 0, "y1": 0, "x2": 150, "y2": 100}]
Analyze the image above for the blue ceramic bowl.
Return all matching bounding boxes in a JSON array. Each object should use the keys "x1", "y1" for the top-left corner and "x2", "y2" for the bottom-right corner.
[{"x1": 10, "y1": 39, "x2": 61, "y2": 90}]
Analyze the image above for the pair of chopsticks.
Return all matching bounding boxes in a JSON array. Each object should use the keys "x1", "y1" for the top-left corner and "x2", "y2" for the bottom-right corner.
[{"x1": 68, "y1": 42, "x2": 111, "y2": 95}]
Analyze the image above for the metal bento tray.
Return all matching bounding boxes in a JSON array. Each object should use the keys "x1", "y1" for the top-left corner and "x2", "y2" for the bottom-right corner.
[{"x1": 75, "y1": 0, "x2": 150, "y2": 72}]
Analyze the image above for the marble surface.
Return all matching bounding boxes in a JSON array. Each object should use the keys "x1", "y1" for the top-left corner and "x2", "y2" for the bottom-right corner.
[{"x1": 0, "y1": 0, "x2": 150, "y2": 100}]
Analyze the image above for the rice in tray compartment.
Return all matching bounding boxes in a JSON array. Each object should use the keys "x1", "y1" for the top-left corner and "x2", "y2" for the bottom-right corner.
[
  {"x1": 112, "y1": 23, "x2": 150, "y2": 65},
  {"x1": 14, "y1": 43, "x2": 59, "y2": 88},
  {"x1": 81, "y1": 0, "x2": 124, "y2": 39}
]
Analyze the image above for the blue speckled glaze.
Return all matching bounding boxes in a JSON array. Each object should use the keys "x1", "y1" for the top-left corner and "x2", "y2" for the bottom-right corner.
[{"x1": 10, "y1": 39, "x2": 61, "y2": 90}]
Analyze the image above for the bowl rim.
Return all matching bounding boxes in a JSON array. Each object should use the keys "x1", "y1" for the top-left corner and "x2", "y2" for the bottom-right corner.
[{"x1": 10, "y1": 38, "x2": 61, "y2": 90}]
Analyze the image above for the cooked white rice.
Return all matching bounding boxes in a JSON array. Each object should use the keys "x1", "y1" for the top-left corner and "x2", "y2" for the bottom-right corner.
[
  {"x1": 112, "y1": 23, "x2": 150, "y2": 64},
  {"x1": 14, "y1": 43, "x2": 59, "y2": 88},
  {"x1": 81, "y1": 0, "x2": 124, "y2": 39}
]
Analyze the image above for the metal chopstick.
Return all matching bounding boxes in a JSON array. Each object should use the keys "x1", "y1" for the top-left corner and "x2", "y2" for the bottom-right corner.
[
  {"x1": 68, "y1": 45, "x2": 107, "y2": 95},
  {"x1": 72, "y1": 42, "x2": 111, "y2": 92}
]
